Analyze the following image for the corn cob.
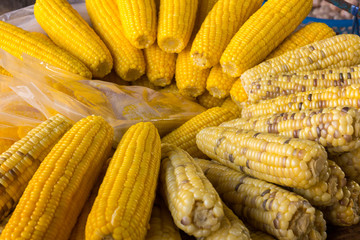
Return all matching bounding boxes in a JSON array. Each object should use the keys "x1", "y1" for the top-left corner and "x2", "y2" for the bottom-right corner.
[
  {"x1": 292, "y1": 160, "x2": 346, "y2": 207},
  {"x1": 220, "y1": 97, "x2": 242, "y2": 118},
  {"x1": 332, "y1": 148, "x2": 360, "y2": 184},
  {"x1": 86, "y1": 0, "x2": 146, "y2": 81},
  {"x1": 0, "y1": 115, "x2": 113, "y2": 240},
  {"x1": 0, "y1": 66, "x2": 11, "y2": 77},
  {"x1": 34, "y1": 0, "x2": 113, "y2": 78},
  {"x1": 266, "y1": 22, "x2": 336, "y2": 59},
  {"x1": 0, "y1": 21, "x2": 92, "y2": 78},
  {"x1": 191, "y1": 0, "x2": 262, "y2": 69},
  {"x1": 198, "y1": 202, "x2": 251, "y2": 240},
  {"x1": 244, "y1": 67, "x2": 360, "y2": 103},
  {"x1": 221, "y1": 107, "x2": 360, "y2": 154},
  {"x1": 176, "y1": 44, "x2": 210, "y2": 98},
  {"x1": 162, "y1": 107, "x2": 236, "y2": 158},
  {"x1": 197, "y1": 91, "x2": 225, "y2": 109},
  {"x1": 0, "y1": 115, "x2": 72, "y2": 222},
  {"x1": 196, "y1": 127, "x2": 329, "y2": 189},
  {"x1": 244, "y1": 223, "x2": 276, "y2": 240},
  {"x1": 157, "y1": 0, "x2": 198, "y2": 53},
  {"x1": 117, "y1": 0, "x2": 157, "y2": 49},
  {"x1": 86, "y1": 122, "x2": 161, "y2": 240},
  {"x1": 160, "y1": 144, "x2": 224, "y2": 238},
  {"x1": 320, "y1": 180, "x2": 360, "y2": 226},
  {"x1": 196, "y1": 159, "x2": 326, "y2": 240},
  {"x1": 220, "y1": 0, "x2": 312, "y2": 78},
  {"x1": 144, "y1": 42, "x2": 176, "y2": 86},
  {"x1": 145, "y1": 195, "x2": 182, "y2": 240},
  {"x1": 206, "y1": 64, "x2": 237, "y2": 99},
  {"x1": 195, "y1": 0, "x2": 219, "y2": 31}
]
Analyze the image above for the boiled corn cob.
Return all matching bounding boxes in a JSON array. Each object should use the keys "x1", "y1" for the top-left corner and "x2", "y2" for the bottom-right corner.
[
  {"x1": 220, "y1": 0, "x2": 312, "y2": 77},
  {"x1": 197, "y1": 91, "x2": 225, "y2": 109},
  {"x1": 206, "y1": 64, "x2": 237, "y2": 99},
  {"x1": 0, "y1": 114, "x2": 72, "y2": 222},
  {"x1": 86, "y1": 122, "x2": 161, "y2": 240},
  {"x1": 144, "y1": 42, "x2": 176, "y2": 86},
  {"x1": 117, "y1": 0, "x2": 157, "y2": 49},
  {"x1": 34, "y1": 0, "x2": 113, "y2": 78},
  {"x1": 160, "y1": 144, "x2": 224, "y2": 238},
  {"x1": 241, "y1": 84, "x2": 360, "y2": 119},
  {"x1": 0, "y1": 21, "x2": 91, "y2": 78},
  {"x1": 320, "y1": 180, "x2": 360, "y2": 226},
  {"x1": 157, "y1": 0, "x2": 198, "y2": 53},
  {"x1": 195, "y1": 0, "x2": 219, "y2": 31},
  {"x1": 0, "y1": 66, "x2": 11, "y2": 77},
  {"x1": 243, "y1": 67, "x2": 360, "y2": 103},
  {"x1": 86, "y1": 0, "x2": 146, "y2": 81},
  {"x1": 145, "y1": 195, "x2": 182, "y2": 240},
  {"x1": 221, "y1": 107, "x2": 360, "y2": 154},
  {"x1": 266, "y1": 22, "x2": 336, "y2": 59},
  {"x1": 0, "y1": 115, "x2": 113, "y2": 240},
  {"x1": 220, "y1": 97, "x2": 242, "y2": 117},
  {"x1": 191, "y1": 0, "x2": 262, "y2": 69},
  {"x1": 332, "y1": 148, "x2": 360, "y2": 184},
  {"x1": 176, "y1": 44, "x2": 210, "y2": 98},
  {"x1": 292, "y1": 160, "x2": 346, "y2": 207},
  {"x1": 196, "y1": 127, "x2": 329, "y2": 189},
  {"x1": 196, "y1": 159, "x2": 326, "y2": 240},
  {"x1": 162, "y1": 107, "x2": 236, "y2": 158}
]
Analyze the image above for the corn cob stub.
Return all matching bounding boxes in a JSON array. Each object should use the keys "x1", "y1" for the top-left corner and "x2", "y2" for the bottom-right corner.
[
  {"x1": 160, "y1": 144, "x2": 224, "y2": 238},
  {"x1": 195, "y1": 159, "x2": 326, "y2": 240},
  {"x1": 196, "y1": 127, "x2": 329, "y2": 189},
  {"x1": 206, "y1": 64, "x2": 237, "y2": 99},
  {"x1": 0, "y1": 115, "x2": 113, "y2": 240}
]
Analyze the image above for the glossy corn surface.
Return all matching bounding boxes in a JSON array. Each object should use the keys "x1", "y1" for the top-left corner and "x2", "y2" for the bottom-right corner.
[
  {"x1": 220, "y1": 97, "x2": 242, "y2": 118},
  {"x1": 206, "y1": 64, "x2": 237, "y2": 99}
]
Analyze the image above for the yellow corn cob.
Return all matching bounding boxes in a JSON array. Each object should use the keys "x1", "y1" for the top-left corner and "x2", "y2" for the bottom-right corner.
[
  {"x1": 0, "y1": 115, "x2": 72, "y2": 222},
  {"x1": 195, "y1": 0, "x2": 219, "y2": 31},
  {"x1": 0, "y1": 66, "x2": 11, "y2": 77},
  {"x1": 0, "y1": 115, "x2": 113, "y2": 240},
  {"x1": 0, "y1": 21, "x2": 92, "y2": 78},
  {"x1": 34, "y1": 0, "x2": 113, "y2": 78},
  {"x1": 160, "y1": 144, "x2": 224, "y2": 238},
  {"x1": 131, "y1": 75, "x2": 162, "y2": 91},
  {"x1": 191, "y1": 0, "x2": 263, "y2": 69},
  {"x1": 244, "y1": 223, "x2": 276, "y2": 240},
  {"x1": 333, "y1": 148, "x2": 360, "y2": 184},
  {"x1": 159, "y1": 82, "x2": 197, "y2": 102},
  {"x1": 145, "y1": 195, "x2": 182, "y2": 240},
  {"x1": 320, "y1": 180, "x2": 360, "y2": 226},
  {"x1": 86, "y1": 0, "x2": 146, "y2": 81},
  {"x1": 205, "y1": 64, "x2": 237, "y2": 99},
  {"x1": 196, "y1": 127, "x2": 329, "y2": 188},
  {"x1": 241, "y1": 84, "x2": 360, "y2": 119},
  {"x1": 144, "y1": 42, "x2": 176, "y2": 86},
  {"x1": 266, "y1": 22, "x2": 336, "y2": 59},
  {"x1": 86, "y1": 122, "x2": 161, "y2": 240},
  {"x1": 292, "y1": 160, "x2": 346, "y2": 207},
  {"x1": 162, "y1": 107, "x2": 236, "y2": 158},
  {"x1": 197, "y1": 91, "x2": 225, "y2": 109},
  {"x1": 221, "y1": 107, "x2": 360, "y2": 154},
  {"x1": 101, "y1": 71, "x2": 131, "y2": 86},
  {"x1": 220, "y1": 97, "x2": 242, "y2": 118},
  {"x1": 220, "y1": 0, "x2": 312, "y2": 78},
  {"x1": 176, "y1": 44, "x2": 210, "y2": 98},
  {"x1": 157, "y1": 0, "x2": 198, "y2": 53},
  {"x1": 196, "y1": 159, "x2": 326, "y2": 240},
  {"x1": 117, "y1": 0, "x2": 157, "y2": 49},
  {"x1": 244, "y1": 67, "x2": 360, "y2": 103}
]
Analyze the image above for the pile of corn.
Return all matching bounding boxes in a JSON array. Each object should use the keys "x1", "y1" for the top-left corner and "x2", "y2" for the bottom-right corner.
[{"x1": 2, "y1": 0, "x2": 360, "y2": 239}]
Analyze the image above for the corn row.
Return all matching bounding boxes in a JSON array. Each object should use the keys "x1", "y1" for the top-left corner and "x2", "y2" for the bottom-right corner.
[
  {"x1": 266, "y1": 22, "x2": 336, "y2": 59},
  {"x1": 86, "y1": 122, "x2": 161, "y2": 240},
  {"x1": 144, "y1": 42, "x2": 176, "y2": 86},
  {"x1": 241, "y1": 84, "x2": 360, "y2": 119},
  {"x1": 190, "y1": 0, "x2": 263, "y2": 69},
  {"x1": 220, "y1": 97, "x2": 242, "y2": 118},
  {"x1": 86, "y1": 0, "x2": 146, "y2": 81},
  {"x1": 206, "y1": 64, "x2": 237, "y2": 99},
  {"x1": 320, "y1": 180, "x2": 360, "y2": 226},
  {"x1": 160, "y1": 144, "x2": 224, "y2": 238},
  {"x1": 292, "y1": 160, "x2": 346, "y2": 207},
  {"x1": 0, "y1": 115, "x2": 72, "y2": 221},
  {"x1": 332, "y1": 148, "x2": 360, "y2": 184},
  {"x1": 221, "y1": 106, "x2": 360, "y2": 154},
  {"x1": 196, "y1": 159, "x2": 325, "y2": 240},
  {"x1": 220, "y1": 0, "x2": 312, "y2": 78},
  {"x1": 162, "y1": 107, "x2": 236, "y2": 158},
  {"x1": 197, "y1": 91, "x2": 225, "y2": 109},
  {"x1": 0, "y1": 115, "x2": 113, "y2": 240},
  {"x1": 145, "y1": 195, "x2": 182, "y2": 240},
  {"x1": 196, "y1": 127, "x2": 329, "y2": 189}
]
